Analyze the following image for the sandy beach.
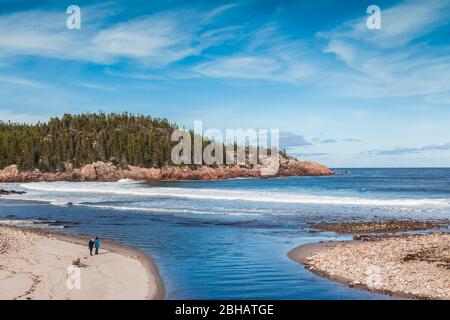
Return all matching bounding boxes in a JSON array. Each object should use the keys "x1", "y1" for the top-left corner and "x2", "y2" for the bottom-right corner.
[
  {"x1": 289, "y1": 233, "x2": 450, "y2": 300},
  {"x1": 0, "y1": 226, "x2": 164, "y2": 300}
]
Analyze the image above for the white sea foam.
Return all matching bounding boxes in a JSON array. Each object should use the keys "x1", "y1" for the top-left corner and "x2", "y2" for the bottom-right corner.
[
  {"x1": 18, "y1": 181, "x2": 450, "y2": 207},
  {"x1": 0, "y1": 219, "x2": 35, "y2": 226},
  {"x1": 49, "y1": 200, "x2": 72, "y2": 206},
  {"x1": 117, "y1": 178, "x2": 141, "y2": 184},
  {"x1": 75, "y1": 203, "x2": 240, "y2": 215}
]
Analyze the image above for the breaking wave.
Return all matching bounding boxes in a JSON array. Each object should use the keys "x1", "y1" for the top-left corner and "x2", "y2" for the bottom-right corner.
[{"x1": 19, "y1": 181, "x2": 450, "y2": 207}]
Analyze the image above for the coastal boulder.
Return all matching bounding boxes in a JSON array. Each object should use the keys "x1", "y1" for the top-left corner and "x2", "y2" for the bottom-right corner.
[
  {"x1": 79, "y1": 164, "x2": 97, "y2": 181},
  {"x1": 0, "y1": 165, "x2": 19, "y2": 182},
  {"x1": 79, "y1": 161, "x2": 124, "y2": 181},
  {"x1": 125, "y1": 166, "x2": 161, "y2": 180},
  {"x1": 92, "y1": 162, "x2": 124, "y2": 181},
  {"x1": 278, "y1": 158, "x2": 333, "y2": 176}
]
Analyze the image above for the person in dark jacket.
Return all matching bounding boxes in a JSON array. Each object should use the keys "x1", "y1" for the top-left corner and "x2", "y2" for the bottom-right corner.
[
  {"x1": 88, "y1": 238, "x2": 94, "y2": 256},
  {"x1": 94, "y1": 237, "x2": 100, "y2": 255}
]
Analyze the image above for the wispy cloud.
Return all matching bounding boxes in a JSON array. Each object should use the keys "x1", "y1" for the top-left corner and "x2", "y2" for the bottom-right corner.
[
  {"x1": 342, "y1": 138, "x2": 361, "y2": 143},
  {"x1": 279, "y1": 131, "x2": 311, "y2": 150},
  {"x1": 194, "y1": 22, "x2": 316, "y2": 83},
  {"x1": 0, "y1": 4, "x2": 240, "y2": 67},
  {"x1": 320, "y1": 0, "x2": 450, "y2": 49},
  {"x1": 292, "y1": 152, "x2": 329, "y2": 158},
  {"x1": 318, "y1": 0, "x2": 450, "y2": 97},
  {"x1": 75, "y1": 82, "x2": 116, "y2": 91},
  {"x1": 321, "y1": 138, "x2": 338, "y2": 144},
  {"x1": 0, "y1": 75, "x2": 44, "y2": 88},
  {"x1": 362, "y1": 142, "x2": 450, "y2": 156},
  {"x1": 0, "y1": 109, "x2": 51, "y2": 124}
]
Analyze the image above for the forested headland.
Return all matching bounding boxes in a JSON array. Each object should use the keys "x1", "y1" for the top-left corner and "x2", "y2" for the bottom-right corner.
[
  {"x1": 0, "y1": 113, "x2": 181, "y2": 171},
  {"x1": 0, "y1": 112, "x2": 290, "y2": 172}
]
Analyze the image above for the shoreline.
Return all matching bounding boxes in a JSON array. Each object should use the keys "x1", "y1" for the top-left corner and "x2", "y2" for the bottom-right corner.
[
  {"x1": 53, "y1": 232, "x2": 165, "y2": 300},
  {"x1": 288, "y1": 241, "x2": 413, "y2": 300},
  {"x1": 0, "y1": 159, "x2": 333, "y2": 183},
  {"x1": 287, "y1": 234, "x2": 449, "y2": 300},
  {"x1": 0, "y1": 226, "x2": 165, "y2": 300}
]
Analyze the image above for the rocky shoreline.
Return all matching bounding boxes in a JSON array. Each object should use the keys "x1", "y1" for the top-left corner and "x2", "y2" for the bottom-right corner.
[
  {"x1": 309, "y1": 219, "x2": 449, "y2": 236},
  {"x1": 0, "y1": 189, "x2": 26, "y2": 195},
  {"x1": 290, "y1": 219, "x2": 450, "y2": 300},
  {"x1": 0, "y1": 157, "x2": 333, "y2": 183}
]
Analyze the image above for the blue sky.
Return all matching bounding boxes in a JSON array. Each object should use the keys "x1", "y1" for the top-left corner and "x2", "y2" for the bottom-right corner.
[{"x1": 0, "y1": 0, "x2": 449, "y2": 167}]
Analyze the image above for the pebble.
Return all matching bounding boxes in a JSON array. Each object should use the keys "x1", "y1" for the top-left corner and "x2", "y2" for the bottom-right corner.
[{"x1": 305, "y1": 233, "x2": 450, "y2": 299}]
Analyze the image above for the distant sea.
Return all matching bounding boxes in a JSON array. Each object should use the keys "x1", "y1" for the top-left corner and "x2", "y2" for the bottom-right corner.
[{"x1": 1, "y1": 168, "x2": 450, "y2": 299}]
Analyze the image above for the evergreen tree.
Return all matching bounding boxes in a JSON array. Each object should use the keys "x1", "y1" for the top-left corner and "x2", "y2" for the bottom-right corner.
[
  {"x1": 0, "y1": 113, "x2": 179, "y2": 171},
  {"x1": 0, "y1": 112, "x2": 289, "y2": 171}
]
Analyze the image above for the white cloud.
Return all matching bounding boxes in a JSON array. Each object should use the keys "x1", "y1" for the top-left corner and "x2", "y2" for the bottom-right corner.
[
  {"x1": 195, "y1": 54, "x2": 314, "y2": 84},
  {"x1": 75, "y1": 82, "x2": 116, "y2": 91},
  {"x1": 323, "y1": 40, "x2": 356, "y2": 64},
  {"x1": 0, "y1": 5, "x2": 239, "y2": 67},
  {"x1": 195, "y1": 56, "x2": 280, "y2": 79},
  {"x1": 278, "y1": 131, "x2": 311, "y2": 149},
  {"x1": 321, "y1": 0, "x2": 450, "y2": 48},
  {"x1": 194, "y1": 23, "x2": 316, "y2": 83},
  {"x1": 90, "y1": 12, "x2": 201, "y2": 67},
  {"x1": 0, "y1": 109, "x2": 51, "y2": 124},
  {"x1": 0, "y1": 75, "x2": 44, "y2": 88},
  {"x1": 318, "y1": 0, "x2": 450, "y2": 97},
  {"x1": 362, "y1": 142, "x2": 450, "y2": 156}
]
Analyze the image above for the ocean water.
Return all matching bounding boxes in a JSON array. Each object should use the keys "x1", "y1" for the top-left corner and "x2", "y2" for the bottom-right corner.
[{"x1": 1, "y1": 168, "x2": 450, "y2": 299}]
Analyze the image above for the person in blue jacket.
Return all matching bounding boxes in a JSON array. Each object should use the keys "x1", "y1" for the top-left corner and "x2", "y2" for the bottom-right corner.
[{"x1": 94, "y1": 237, "x2": 100, "y2": 255}]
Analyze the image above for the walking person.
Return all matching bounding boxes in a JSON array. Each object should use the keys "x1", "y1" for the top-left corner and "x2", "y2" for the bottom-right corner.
[
  {"x1": 88, "y1": 238, "x2": 94, "y2": 256},
  {"x1": 94, "y1": 237, "x2": 100, "y2": 255}
]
